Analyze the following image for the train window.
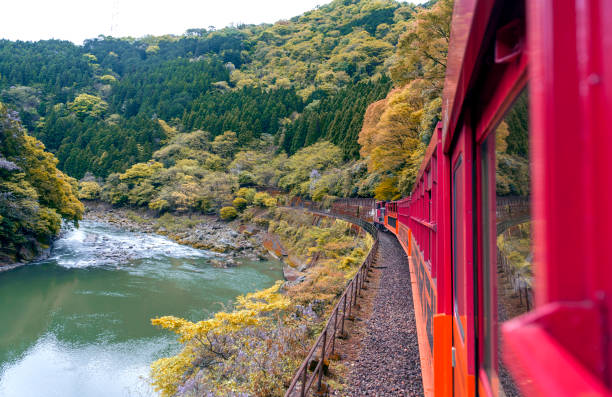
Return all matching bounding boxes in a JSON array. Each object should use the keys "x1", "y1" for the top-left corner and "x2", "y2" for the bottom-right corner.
[
  {"x1": 480, "y1": 132, "x2": 496, "y2": 381},
  {"x1": 452, "y1": 155, "x2": 466, "y2": 343},
  {"x1": 480, "y1": 89, "x2": 531, "y2": 395}
]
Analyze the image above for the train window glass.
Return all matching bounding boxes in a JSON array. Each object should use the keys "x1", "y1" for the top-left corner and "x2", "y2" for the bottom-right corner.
[
  {"x1": 480, "y1": 132, "x2": 495, "y2": 380},
  {"x1": 452, "y1": 155, "x2": 466, "y2": 342},
  {"x1": 481, "y1": 89, "x2": 532, "y2": 395}
]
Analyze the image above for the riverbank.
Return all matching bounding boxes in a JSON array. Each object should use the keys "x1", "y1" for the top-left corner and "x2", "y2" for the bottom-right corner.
[
  {"x1": 0, "y1": 247, "x2": 51, "y2": 273},
  {"x1": 84, "y1": 201, "x2": 270, "y2": 264}
]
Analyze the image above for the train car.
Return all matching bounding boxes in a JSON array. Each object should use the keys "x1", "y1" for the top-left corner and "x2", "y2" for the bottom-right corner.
[
  {"x1": 378, "y1": 0, "x2": 612, "y2": 396},
  {"x1": 374, "y1": 201, "x2": 386, "y2": 229}
]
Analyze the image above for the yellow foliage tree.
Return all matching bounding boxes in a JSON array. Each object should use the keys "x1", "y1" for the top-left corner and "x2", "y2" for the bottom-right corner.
[
  {"x1": 358, "y1": 0, "x2": 452, "y2": 196},
  {"x1": 150, "y1": 281, "x2": 291, "y2": 397}
]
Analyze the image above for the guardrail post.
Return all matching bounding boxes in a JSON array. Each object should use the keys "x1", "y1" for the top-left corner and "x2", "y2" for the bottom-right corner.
[
  {"x1": 317, "y1": 329, "x2": 327, "y2": 391},
  {"x1": 331, "y1": 307, "x2": 338, "y2": 354},
  {"x1": 347, "y1": 282, "x2": 354, "y2": 319},
  {"x1": 300, "y1": 364, "x2": 306, "y2": 397},
  {"x1": 341, "y1": 294, "x2": 347, "y2": 337}
]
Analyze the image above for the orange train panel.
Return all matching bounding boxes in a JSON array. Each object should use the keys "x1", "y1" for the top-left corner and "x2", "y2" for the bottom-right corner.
[
  {"x1": 433, "y1": 314, "x2": 452, "y2": 397},
  {"x1": 407, "y1": 254, "x2": 435, "y2": 397}
]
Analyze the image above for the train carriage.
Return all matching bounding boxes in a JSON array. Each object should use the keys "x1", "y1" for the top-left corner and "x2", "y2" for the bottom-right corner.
[{"x1": 376, "y1": 0, "x2": 612, "y2": 396}]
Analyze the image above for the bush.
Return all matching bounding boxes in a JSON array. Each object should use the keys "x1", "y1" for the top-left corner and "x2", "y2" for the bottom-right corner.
[
  {"x1": 78, "y1": 181, "x2": 101, "y2": 200},
  {"x1": 232, "y1": 197, "x2": 248, "y2": 211},
  {"x1": 236, "y1": 187, "x2": 256, "y2": 204},
  {"x1": 253, "y1": 191, "x2": 272, "y2": 207},
  {"x1": 263, "y1": 197, "x2": 277, "y2": 208},
  {"x1": 219, "y1": 206, "x2": 238, "y2": 220},
  {"x1": 148, "y1": 198, "x2": 170, "y2": 213}
]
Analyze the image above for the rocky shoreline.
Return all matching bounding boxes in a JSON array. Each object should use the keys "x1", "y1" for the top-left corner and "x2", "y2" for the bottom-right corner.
[
  {"x1": 0, "y1": 245, "x2": 52, "y2": 273},
  {"x1": 84, "y1": 202, "x2": 271, "y2": 265}
]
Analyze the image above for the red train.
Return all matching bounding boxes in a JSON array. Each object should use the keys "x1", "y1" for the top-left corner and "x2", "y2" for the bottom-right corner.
[{"x1": 369, "y1": 0, "x2": 612, "y2": 396}]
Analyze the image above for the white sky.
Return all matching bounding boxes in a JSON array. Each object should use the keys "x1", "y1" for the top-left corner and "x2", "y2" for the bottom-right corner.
[{"x1": 0, "y1": 0, "x2": 427, "y2": 45}]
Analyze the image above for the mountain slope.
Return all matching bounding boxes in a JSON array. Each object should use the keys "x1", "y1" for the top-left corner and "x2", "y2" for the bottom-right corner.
[{"x1": 0, "y1": 0, "x2": 417, "y2": 178}]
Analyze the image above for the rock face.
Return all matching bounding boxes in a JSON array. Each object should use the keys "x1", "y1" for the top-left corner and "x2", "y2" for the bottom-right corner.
[{"x1": 84, "y1": 202, "x2": 269, "y2": 261}]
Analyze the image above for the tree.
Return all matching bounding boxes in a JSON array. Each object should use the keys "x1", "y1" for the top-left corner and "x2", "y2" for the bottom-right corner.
[
  {"x1": 78, "y1": 181, "x2": 101, "y2": 200},
  {"x1": 68, "y1": 93, "x2": 108, "y2": 118},
  {"x1": 0, "y1": 103, "x2": 83, "y2": 263},
  {"x1": 150, "y1": 282, "x2": 290, "y2": 397},
  {"x1": 358, "y1": 0, "x2": 452, "y2": 196}
]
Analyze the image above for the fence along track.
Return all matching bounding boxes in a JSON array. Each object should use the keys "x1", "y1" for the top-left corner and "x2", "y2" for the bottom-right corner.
[{"x1": 284, "y1": 202, "x2": 378, "y2": 397}]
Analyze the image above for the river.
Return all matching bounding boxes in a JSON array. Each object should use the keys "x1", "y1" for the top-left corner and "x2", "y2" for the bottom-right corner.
[{"x1": 0, "y1": 221, "x2": 283, "y2": 397}]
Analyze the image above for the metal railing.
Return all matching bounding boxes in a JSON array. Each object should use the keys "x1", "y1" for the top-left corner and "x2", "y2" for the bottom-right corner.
[
  {"x1": 284, "y1": 203, "x2": 379, "y2": 397},
  {"x1": 497, "y1": 248, "x2": 532, "y2": 311}
]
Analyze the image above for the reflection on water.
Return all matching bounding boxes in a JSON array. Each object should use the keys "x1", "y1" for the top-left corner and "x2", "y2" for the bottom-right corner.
[{"x1": 0, "y1": 221, "x2": 283, "y2": 397}]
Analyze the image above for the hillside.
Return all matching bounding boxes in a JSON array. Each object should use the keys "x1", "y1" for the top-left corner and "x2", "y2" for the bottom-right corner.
[
  {"x1": 0, "y1": 0, "x2": 528, "y2": 210},
  {"x1": 0, "y1": 0, "x2": 423, "y2": 179},
  {"x1": 0, "y1": 104, "x2": 83, "y2": 265}
]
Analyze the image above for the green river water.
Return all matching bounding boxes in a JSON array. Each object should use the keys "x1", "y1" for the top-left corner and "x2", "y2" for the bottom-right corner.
[{"x1": 0, "y1": 221, "x2": 283, "y2": 397}]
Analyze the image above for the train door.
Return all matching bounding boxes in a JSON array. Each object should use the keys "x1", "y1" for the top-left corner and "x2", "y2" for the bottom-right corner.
[{"x1": 450, "y1": 127, "x2": 475, "y2": 397}]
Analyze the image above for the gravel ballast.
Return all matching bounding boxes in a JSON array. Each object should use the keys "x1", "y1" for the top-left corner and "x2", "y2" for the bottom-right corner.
[{"x1": 345, "y1": 231, "x2": 424, "y2": 397}]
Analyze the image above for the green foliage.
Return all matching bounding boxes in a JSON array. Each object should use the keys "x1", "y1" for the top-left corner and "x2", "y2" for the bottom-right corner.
[
  {"x1": 219, "y1": 206, "x2": 238, "y2": 220},
  {"x1": 228, "y1": 0, "x2": 414, "y2": 96},
  {"x1": 278, "y1": 141, "x2": 343, "y2": 196},
  {"x1": 495, "y1": 118, "x2": 530, "y2": 196},
  {"x1": 101, "y1": 135, "x2": 239, "y2": 212},
  {"x1": 0, "y1": 104, "x2": 83, "y2": 264},
  {"x1": 282, "y1": 78, "x2": 392, "y2": 158},
  {"x1": 210, "y1": 130, "x2": 238, "y2": 158},
  {"x1": 0, "y1": 0, "x2": 419, "y2": 178},
  {"x1": 68, "y1": 93, "x2": 108, "y2": 118},
  {"x1": 497, "y1": 222, "x2": 533, "y2": 288}
]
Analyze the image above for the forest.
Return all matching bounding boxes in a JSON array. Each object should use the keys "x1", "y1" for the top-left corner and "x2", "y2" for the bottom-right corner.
[{"x1": 0, "y1": 0, "x2": 528, "y2": 264}]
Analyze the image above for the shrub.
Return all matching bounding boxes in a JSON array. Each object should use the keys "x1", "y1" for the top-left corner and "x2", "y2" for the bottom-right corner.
[
  {"x1": 232, "y1": 197, "x2": 248, "y2": 211},
  {"x1": 253, "y1": 191, "x2": 272, "y2": 206},
  {"x1": 236, "y1": 187, "x2": 256, "y2": 204},
  {"x1": 149, "y1": 198, "x2": 170, "y2": 213},
  {"x1": 263, "y1": 197, "x2": 277, "y2": 208},
  {"x1": 219, "y1": 206, "x2": 238, "y2": 220},
  {"x1": 78, "y1": 181, "x2": 101, "y2": 200}
]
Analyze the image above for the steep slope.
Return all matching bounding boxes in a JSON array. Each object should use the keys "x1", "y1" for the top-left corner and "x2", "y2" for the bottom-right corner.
[{"x1": 0, "y1": 103, "x2": 83, "y2": 265}]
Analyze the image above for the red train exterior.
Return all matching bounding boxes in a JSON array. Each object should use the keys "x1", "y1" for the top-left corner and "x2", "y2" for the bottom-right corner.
[{"x1": 374, "y1": 0, "x2": 612, "y2": 396}]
